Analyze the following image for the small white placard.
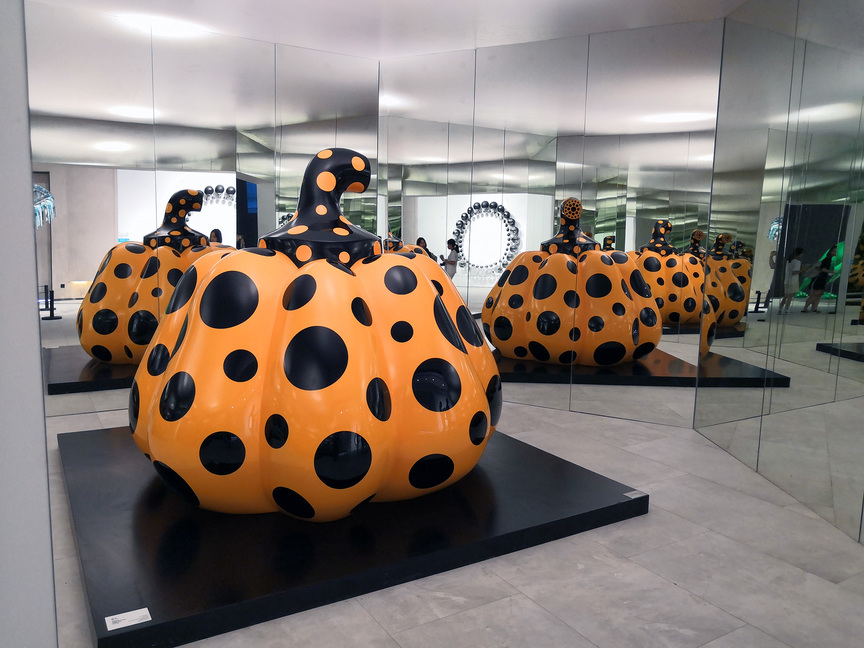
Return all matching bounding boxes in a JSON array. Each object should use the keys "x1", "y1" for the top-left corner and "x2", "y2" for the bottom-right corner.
[
  {"x1": 623, "y1": 490, "x2": 646, "y2": 499},
  {"x1": 105, "y1": 607, "x2": 152, "y2": 631}
]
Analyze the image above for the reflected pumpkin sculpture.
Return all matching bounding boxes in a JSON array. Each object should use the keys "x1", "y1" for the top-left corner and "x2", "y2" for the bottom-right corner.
[
  {"x1": 481, "y1": 198, "x2": 661, "y2": 366},
  {"x1": 130, "y1": 148, "x2": 501, "y2": 522},
  {"x1": 632, "y1": 219, "x2": 704, "y2": 327},
  {"x1": 77, "y1": 189, "x2": 231, "y2": 364},
  {"x1": 706, "y1": 233, "x2": 750, "y2": 326}
]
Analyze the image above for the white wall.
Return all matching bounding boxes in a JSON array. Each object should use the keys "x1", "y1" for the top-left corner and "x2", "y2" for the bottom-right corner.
[{"x1": 0, "y1": 1, "x2": 58, "y2": 645}]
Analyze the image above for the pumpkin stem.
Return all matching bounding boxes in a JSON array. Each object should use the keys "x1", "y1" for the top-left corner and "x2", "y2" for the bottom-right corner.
[
  {"x1": 261, "y1": 148, "x2": 379, "y2": 266},
  {"x1": 710, "y1": 233, "x2": 733, "y2": 260},
  {"x1": 639, "y1": 219, "x2": 677, "y2": 256},
  {"x1": 142, "y1": 189, "x2": 208, "y2": 252},
  {"x1": 688, "y1": 230, "x2": 707, "y2": 259},
  {"x1": 540, "y1": 198, "x2": 599, "y2": 255},
  {"x1": 602, "y1": 235, "x2": 616, "y2": 251}
]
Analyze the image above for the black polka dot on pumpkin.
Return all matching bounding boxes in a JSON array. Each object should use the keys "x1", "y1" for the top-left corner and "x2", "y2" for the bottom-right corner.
[
  {"x1": 96, "y1": 250, "x2": 113, "y2": 276},
  {"x1": 412, "y1": 358, "x2": 461, "y2": 412},
  {"x1": 632, "y1": 320, "x2": 640, "y2": 345},
  {"x1": 245, "y1": 248, "x2": 276, "y2": 257},
  {"x1": 611, "y1": 251, "x2": 629, "y2": 264},
  {"x1": 563, "y1": 290, "x2": 579, "y2": 308},
  {"x1": 497, "y1": 269, "x2": 511, "y2": 287},
  {"x1": 594, "y1": 341, "x2": 627, "y2": 365},
  {"x1": 666, "y1": 258, "x2": 679, "y2": 268},
  {"x1": 199, "y1": 432, "x2": 246, "y2": 475},
  {"x1": 705, "y1": 323, "x2": 717, "y2": 347},
  {"x1": 569, "y1": 327, "x2": 581, "y2": 342},
  {"x1": 727, "y1": 283, "x2": 746, "y2": 302},
  {"x1": 125, "y1": 243, "x2": 146, "y2": 254},
  {"x1": 433, "y1": 295, "x2": 466, "y2": 353},
  {"x1": 640, "y1": 307, "x2": 658, "y2": 327},
  {"x1": 284, "y1": 327, "x2": 348, "y2": 391},
  {"x1": 621, "y1": 280, "x2": 632, "y2": 300},
  {"x1": 171, "y1": 315, "x2": 188, "y2": 357},
  {"x1": 151, "y1": 287, "x2": 163, "y2": 298},
  {"x1": 469, "y1": 411, "x2": 488, "y2": 445},
  {"x1": 124, "y1": 346, "x2": 133, "y2": 359},
  {"x1": 508, "y1": 294, "x2": 524, "y2": 309},
  {"x1": 91, "y1": 309, "x2": 118, "y2": 335},
  {"x1": 223, "y1": 349, "x2": 257, "y2": 382},
  {"x1": 612, "y1": 302, "x2": 626, "y2": 316},
  {"x1": 351, "y1": 297, "x2": 373, "y2": 326},
  {"x1": 89, "y1": 282, "x2": 107, "y2": 304},
  {"x1": 600, "y1": 254, "x2": 614, "y2": 266},
  {"x1": 559, "y1": 350, "x2": 577, "y2": 364},
  {"x1": 643, "y1": 257, "x2": 662, "y2": 272},
  {"x1": 147, "y1": 344, "x2": 171, "y2": 376},
  {"x1": 669, "y1": 312, "x2": 680, "y2": 322},
  {"x1": 533, "y1": 274, "x2": 557, "y2": 300},
  {"x1": 708, "y1": 295, "x2": 721, "y2": 312},
  {"x1": 629, "y1": 270, "x2": 652, "y2": 298},
  {"x1": 672, "y1": 272, "x2": 689, "y2": 288},
  {"x1": 265, "y1": 414, "x2": 289, "y2": 448},
  {"x1": 128, "y1": 381, "x2": 139, "y2": 433},
  {"x1": 567, "y1": 259, "x2": 578, "y2": 274},
  {"x1": 683, "y1": 298, "x2": 697, "y2": 312},
  {"x1": 283, "y1": 275, "x2": 317, "y2": 311},
  {"x1": 167, "y1": 268, "x2": 184, "y2": 287},
  {"x1": 532, "y1": 254, "x2": 543, "y2": 263},
  {"x1": 536, "y1": 311, "x2": 560, "y2": 335},
  {"x1": 409, "y1": 454, "x2": 454, "y2": 489},
  {"x1": 128, "y1": 310, "x2": 158, "y2": 345},
  {"x1": 153, "y1": 461, "x2": 199, "y2": 506},
  {"x1": 159, "y1": 372, "x2": 195, "y2": 421},
  {"x1": 391, "y1": 321, "x2": 414, "y2": 342},
  {"x1": 655, "y1": 296, "x2": 665, "y2": 309},
  {"x1": 76, "y1": 310, "x2": 83, "y2": 338},
  {"x1": 482, "y1": 322, "x2": 492, "y2": 342},
  {"x1": 384, "y1": 265, "x2": 417, "y2": 295},
  {"x1": 128, "y1": 291, "x2": 139, "y2": 308},
  {"x1": 456, "y1": 306, "x2": 484, "y2": 347},
  {"x1": 431, "y1": 279, "x2": 444, "y2": 296},
  {"x1": 141, "y1": 257, "x2": 160, "y2": 279},
  {"x1": 272, "y1": 487, "x2": 315, "y2": 519},
  {"x1": 113, "y1": 263, "x2": 132, "y2": 279},
  {"x1": 486, "y1": 375, "x2": 502, "y2": 427},
  {"x1": 529, "y1": 341, "x2": 550, "y2": 361},
  {"x1": 314, "y1": 431, "x2": 372, "y2": 489},
  {"x1": 166, "y1": 266, "x2": 197, "y2": 314},
  {"x1": 633, "y1": 342, "x2": 656, "y2": 360},
  {"x1": 508, "y1": 265, "x2": 530, "y2": 285},
  {"x1": 485, "y1": 296, "x2": 494, "y2": 309},
  {"x1": 200, "y1": 271, "x2": 259, "y2": 329},
  {"x1": 729, "y1": 309, "x2": 740, "y2": 320},
  {"x1": 588, "y1": 316, "x2": 605, "y2": 332},
  {"x1": 367, "y1": 377, "x2": 391, "y2": 421},
  {"x1": 493, "y1": 316, "x2": 513, "y2": 341},
  {"x1": 586, "y1": 274, "x2": 612, "y2": 298}
]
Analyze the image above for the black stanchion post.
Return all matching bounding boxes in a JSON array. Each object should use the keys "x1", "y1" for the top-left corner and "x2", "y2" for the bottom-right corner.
[{"x1": 41, "y1": 289, "x2": 62, "y2": 321}]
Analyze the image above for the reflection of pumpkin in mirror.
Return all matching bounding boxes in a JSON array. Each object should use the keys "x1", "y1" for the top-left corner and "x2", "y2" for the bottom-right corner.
[
  {"x1": 632, "y1": 220, "x2": 703, "y2": 327},
  {"x1": 77, "y1": 190, "x2": 232, "y2": 365},
  {"x1": 602, "y1": 236, "x2": 616, "y2": 251},
  {"x1": 481, "y1": 198, "x2": 661, "y2": 366},
  {"x1": 848, "y1": 235, "x2": 864, "y2": 291},
  {"x1": 131, "y1": 149, "x2": 501, "y2": 522},
  {"x1": 705, "y1": 234, "x2": 749, "y2": 326},
  {"x1": 383, "y1": 232, "x2": 426, "y2": 256}
]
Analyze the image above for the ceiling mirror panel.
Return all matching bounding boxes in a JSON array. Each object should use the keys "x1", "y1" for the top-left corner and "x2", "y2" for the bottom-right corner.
[
  {"x1": 275, "y1": 46, "x2": 379, "y2": 230},
  {"x1": 573, "y1": 20, "x2": 723, "y2": 427},
  {"x1": 26, "y1": 1, "x2": 158, "y2": 318}
]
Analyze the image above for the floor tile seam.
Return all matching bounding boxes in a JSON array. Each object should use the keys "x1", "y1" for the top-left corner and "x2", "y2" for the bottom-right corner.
[
  {"x1": 352, "y1": 596, "x2": 406, "y2": 644},
  {"x1": 594, "y1": 527, "x2": 714, "y2": 562}
]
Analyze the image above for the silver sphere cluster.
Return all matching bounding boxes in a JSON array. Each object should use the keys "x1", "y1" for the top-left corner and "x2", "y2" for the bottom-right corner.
[
  {"x1": 452, "y1": 201, "x2": 521, "y2": 275},
  {"x1": 203, "y1": 185, "x2": 237, "y2": 208}
]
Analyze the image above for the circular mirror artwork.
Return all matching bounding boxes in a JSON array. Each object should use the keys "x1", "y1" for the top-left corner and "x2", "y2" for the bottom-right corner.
[{"x1": 452, "y1": 201, "x2": 521, "y2": 276}]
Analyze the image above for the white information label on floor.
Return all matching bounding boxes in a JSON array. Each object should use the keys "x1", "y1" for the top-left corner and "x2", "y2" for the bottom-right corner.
[{"x1": 105, "y1": 607, "x2": 152, "y2": 631}]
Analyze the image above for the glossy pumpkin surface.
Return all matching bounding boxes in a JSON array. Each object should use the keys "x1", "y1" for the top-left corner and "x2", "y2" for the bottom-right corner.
[
  {"x1": 481, "y1": 198, "x2": 661, "y2": 366},
  {"x1": 131, "y1": 149, "x2": 501, "y2": 521},
  {"x1": 77, "y1": 189, "x2": 230, "y2": 364},
  {"x1": 706, "y1": 234, "x2": 750, "y2": 326}
]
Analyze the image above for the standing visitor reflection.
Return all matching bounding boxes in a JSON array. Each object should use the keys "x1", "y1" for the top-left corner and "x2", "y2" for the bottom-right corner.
[
  {"x1": 416, "y1": 237, "x2": 436, "y2": 259},
  {"x1": 440, "y1": 239, "x2": 458, "y2": 279},
  {"x1": 777, "y1": 247, "x2": 804, "y2": 315},
  {"x1": 802, "y1": 244, "x2": 837, "y2": 313}
]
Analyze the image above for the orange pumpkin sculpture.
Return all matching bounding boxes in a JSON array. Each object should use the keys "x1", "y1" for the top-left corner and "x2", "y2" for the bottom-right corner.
[
  {"x1": 632, "y1": 219, "x2": 703, "y2": 327},
  {"x1": 706, "y1": 234, "x2": 749, "y2": 326},
  {"x1": 481, "y1": 198, "x2": 661, "y2": 366},
  {"x1": 130, "y1": 148, "x2": 501, "y2": 522},
  {"x1": 77, "y1": 189, "x2": 230, "y2": 364}
]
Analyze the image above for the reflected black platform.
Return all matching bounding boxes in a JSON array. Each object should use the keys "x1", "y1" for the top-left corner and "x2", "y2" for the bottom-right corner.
[
  {"x1": 59, "y1": 428, "x2": 647, "y2": 648},
  {"x1": 816, "y1": 342, "x2": 864, "y2": 362},
  {"x1": 495, "y1": 349, "x2": 790, "y2": 388},
  {"x1": 43, "y1": 346, "x2": 136, "y2": 395},
  {"x1": 662, "y1": 322, "x2": 746, "y2": 339}
]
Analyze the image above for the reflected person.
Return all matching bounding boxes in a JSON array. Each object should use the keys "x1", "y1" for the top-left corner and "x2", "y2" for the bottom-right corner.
[
  {"x1": 777, "y1": 247, "x2": 804, "y2": 315},
  {"x1": 440, "y1": 239, "x2": 458, "y2": 279},
  {"x1": 416, "y1": 237, "x2": 436, "y2": 259},
  {"x1": 802, "y1": 244, "x2": 837, "y2": 313}
]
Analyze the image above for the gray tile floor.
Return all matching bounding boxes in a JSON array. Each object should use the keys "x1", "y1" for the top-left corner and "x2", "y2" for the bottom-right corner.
[
  {"x1": 43, "y1": 300, "x2": 864, "y2": 647},
  {"x1": 46, "y1": 391, "x2": 864, "y2": 648}
]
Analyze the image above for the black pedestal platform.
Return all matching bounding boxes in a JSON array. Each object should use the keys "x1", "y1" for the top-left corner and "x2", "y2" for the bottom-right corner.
[
  {"x1": 43, "y1": 346, "x2": 136, "y2": 395},
  {"x1": 59, "y1": 428, "x2": 647, "y2": 648},
  {"x1": 495, "y1": 349, "x2": 790, "y2": 388},
  {"x1": 816, "y1": 342, "x2": 864, "y2": 362}
]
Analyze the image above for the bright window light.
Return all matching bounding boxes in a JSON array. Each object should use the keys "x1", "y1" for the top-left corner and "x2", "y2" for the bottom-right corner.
[
  {"x1": 641, "y1": 112, "x2": 715, "y2": 123},
  {"x1": 113, "y1": 14, "x2": 209, "y2": 38},
  {"x1": 93, "y1": 141, "x2": 133, "y2": 152},
  {"x1": 108, "y1": 106, "x2": 159, "y2": 120}
]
